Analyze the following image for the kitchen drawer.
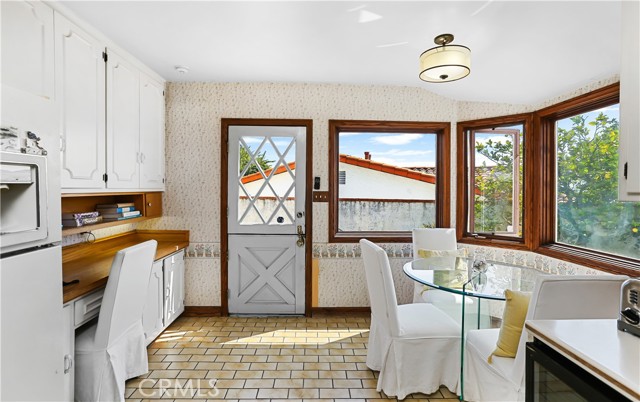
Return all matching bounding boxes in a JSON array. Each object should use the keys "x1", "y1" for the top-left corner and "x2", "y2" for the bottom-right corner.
[{"x1": 74, "y1": 289, "x2": 104, "y2": 328}]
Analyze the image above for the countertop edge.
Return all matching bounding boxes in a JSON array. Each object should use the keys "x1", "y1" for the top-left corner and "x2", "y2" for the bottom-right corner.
[{"x1": 525, "y1": 319, "x2": 640, "y2": 402}]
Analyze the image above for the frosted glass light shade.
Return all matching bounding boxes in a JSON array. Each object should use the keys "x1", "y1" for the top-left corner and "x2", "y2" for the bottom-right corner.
[{"x1": 419, "y1": 44, "x2": 471, "y2": 83}]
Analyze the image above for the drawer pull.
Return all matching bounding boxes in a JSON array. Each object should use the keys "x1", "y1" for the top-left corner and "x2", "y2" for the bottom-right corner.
[{"x1": 84, "y1": 297, "x2": 102, "y2": 314}]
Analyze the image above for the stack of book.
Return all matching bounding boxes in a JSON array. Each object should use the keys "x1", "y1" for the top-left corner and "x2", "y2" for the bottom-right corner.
[
  {"x1": 96, "y1": 203, "x2": 141, "y2": 222},
  {"x1": 62, "y1": 211, "x2": 102, "y2": 227}
]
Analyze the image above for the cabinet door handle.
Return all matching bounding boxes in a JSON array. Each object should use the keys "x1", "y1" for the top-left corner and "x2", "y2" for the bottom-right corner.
[
  {"x1": 60, "y1": 136, "x2": 66, "y2": 152},
  {"x1": 140, "y1": 153, "x2": 146, "y2": 163},
  {"x1": 64, "y1": 354, "x2": 73, "y2": 374}
]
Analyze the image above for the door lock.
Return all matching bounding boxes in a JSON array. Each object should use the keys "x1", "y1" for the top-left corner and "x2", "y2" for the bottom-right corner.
[{"x1": 296, "y1": 225, "x2": 305, "y2": 247}]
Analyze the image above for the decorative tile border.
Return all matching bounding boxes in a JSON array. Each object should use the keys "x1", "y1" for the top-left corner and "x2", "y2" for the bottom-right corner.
[
  {"x1": 184, "y1": 241, "x2": 602, "y2": 276},
  {"x1": 186, "y1": 242, "x2": 221, "y2": 258}
]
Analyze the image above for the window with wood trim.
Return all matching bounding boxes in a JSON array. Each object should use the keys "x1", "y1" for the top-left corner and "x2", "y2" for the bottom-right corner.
[
  {"x1": 537, "y1": 83, "x2": 640, "y2": 274},
  {"x1": 457, "y1": 114, "x2": 533, "y2": 247},
  {"x1": 328, "y1": 120, "x2": 450, "y2": 243}
]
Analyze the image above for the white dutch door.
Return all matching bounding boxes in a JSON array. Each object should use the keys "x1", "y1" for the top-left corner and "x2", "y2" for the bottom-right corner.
[{"x1": 228, "y1": 125, "x2": 306, "y2": 314}]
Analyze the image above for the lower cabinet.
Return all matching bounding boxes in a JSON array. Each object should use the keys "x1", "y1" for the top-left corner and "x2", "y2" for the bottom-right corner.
[
  {"x1": 163, "y1": 250, "x2": 185, "y2": 326},
  {"x1": 142, "y1": 249, "x2": 185, "y2": 345},
  {"x1": 62, "y1": 304, "x2": 75, "y2": 402},
  {"x1": 143, "y1": 260, "x2": 165, "y2": 345}
]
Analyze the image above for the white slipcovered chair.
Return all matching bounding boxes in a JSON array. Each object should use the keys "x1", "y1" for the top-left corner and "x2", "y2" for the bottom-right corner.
[
  {"x1": 412, "y1": 228, "x2": 490, "y2": 329},
  {"x1": 463, "y1": 274, "x2": 628, "y2": 402},
  {"x1": 411, "y1": 228, "x2": 457, "y2": 303},
  {"x1": 75, "y1": 240, "x2": 158, "y2": 402},
  {"x1": 360, "y1": 239, "x2": 461, "y2": 399}
]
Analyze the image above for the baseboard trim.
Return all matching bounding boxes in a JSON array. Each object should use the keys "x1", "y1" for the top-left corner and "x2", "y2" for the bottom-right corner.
[
  {"x1": 183, "y1": 306, "x2": 222, "y2": 316},
  {"x1": 311, "y1": 307, "x2": 370, "y2": 316},
  {"x1": 182, "y1": 306, "x2": 369, "y2": 317}
]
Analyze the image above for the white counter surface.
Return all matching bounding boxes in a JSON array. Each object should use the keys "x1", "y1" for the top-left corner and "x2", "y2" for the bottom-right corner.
[{"x1": 525, "y1": 319, "x2": 640, "y2": 402}]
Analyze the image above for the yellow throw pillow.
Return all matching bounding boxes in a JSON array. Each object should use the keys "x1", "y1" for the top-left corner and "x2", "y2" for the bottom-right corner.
[{"x1": 489, "y1": 289, "x2": 531, "y2": 363}]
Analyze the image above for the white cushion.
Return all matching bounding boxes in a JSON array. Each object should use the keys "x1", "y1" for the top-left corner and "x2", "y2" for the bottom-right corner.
[
  {"x1": 422, "y1": 289, "x2": 475, "y2": 304},
  {"x1": 465, "y1": 328, "x2": 515, "y2": 381},
  {"x1": 397, "y1": 303, "x2": 460, "y2": 338}
]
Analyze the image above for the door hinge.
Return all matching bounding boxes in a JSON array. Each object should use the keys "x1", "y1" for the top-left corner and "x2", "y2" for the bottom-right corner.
[
  {"x1": 624, "y1": 162, "x2": 628, "y2": 180},
  {"x1": 102, "y1": 173, "x2": 108, "y2": 182},
  {"x1": 227, "y1": 289, "x2": 230, "y2": 299},
  {"x1": 102, "y1": 51, "x2": 108, "y2": 62},
  {"x1": 162, "y1": 178, "x2": 165, "y2": 184}
]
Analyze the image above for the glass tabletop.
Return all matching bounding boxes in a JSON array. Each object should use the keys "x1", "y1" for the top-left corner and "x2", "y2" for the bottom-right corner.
[{"x1": 403, "y1": 256, "x2": 540, "y2": 300}]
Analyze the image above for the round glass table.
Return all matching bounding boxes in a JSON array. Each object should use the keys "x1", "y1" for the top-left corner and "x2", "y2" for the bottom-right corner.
[
  {"x1": 403, "y1": 256, "x2": 540, "y2": 400},
  {"x1": 403, "y1": 256, "x2": 540, "y2": 300}
]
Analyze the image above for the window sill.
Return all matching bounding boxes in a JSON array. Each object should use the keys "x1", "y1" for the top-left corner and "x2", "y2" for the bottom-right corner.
[
  {"x1": 329, "y1": 232, "x2": 412, "y2": 243},
  {"x1": 458, "y1": 236, "x2": 529, "y2": 251},
  {"x1": 535, "y1": 244, "x2": 640, "y2": 277},
  {"x1": 459, "y1": 237, "x2": 640, "y2": 276}
]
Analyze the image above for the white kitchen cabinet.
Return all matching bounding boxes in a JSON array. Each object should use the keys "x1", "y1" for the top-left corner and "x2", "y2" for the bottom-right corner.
[
  {"x1": 143, "y1": 260, "x2": 165, "y2": 345},
  {"x1": 142, "y1": 251, "x2": 185, "y2": 345},
  {"x1": 139, "y1": 73, "x2": 166, "y2": 189},
  {"x1": 62, "y1": 304, "x2": 74, "y2": 402},
  {"x1": 104, "y1": 49, "x2": 165, "y2": 191},
  {"x1": 106, "y1": 49, "x2": 141, "y2": 189},
  {"x1": 163, "y1": 250, "x2": 185, "y2": 326},
  {"x1": 1, "y1": 0, "x2": 54, "y2": 101},
  {"x1": 55, "y1": 13, "x2": 106, "y2": 189},
  {"x1": 0, "y1": 0, "x2": 59, "y2": 170},
  {"x1": 619, "y1": 1, "x2": 640, "y2": 201}
]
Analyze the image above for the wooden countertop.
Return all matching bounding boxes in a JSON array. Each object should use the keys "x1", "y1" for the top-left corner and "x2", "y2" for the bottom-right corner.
[
  {"x1": 62, "y1": 230, "x2": 189, "y2": 304},
  {"x1": 525, "y1": 319, "x2": 640, "y2": 402}
]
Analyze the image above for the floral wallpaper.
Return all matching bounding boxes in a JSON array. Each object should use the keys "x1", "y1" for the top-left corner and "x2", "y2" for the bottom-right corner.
[{"x1": 63, "y1": 78, "x2": 619, "y2": 307}]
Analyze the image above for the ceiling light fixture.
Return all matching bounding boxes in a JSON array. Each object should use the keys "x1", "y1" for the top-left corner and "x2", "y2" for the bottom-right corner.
[
  {"x1": 419, "y1": 33, "x2": 471, "y2": 83},
  {"x1": 175, "y1": 65, "x2": 190, "y2": 74}
]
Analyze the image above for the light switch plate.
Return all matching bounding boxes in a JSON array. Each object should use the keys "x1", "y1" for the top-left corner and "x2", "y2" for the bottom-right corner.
[{"x1": 312, "y1": 191, "x2": 329, "y2": 202}]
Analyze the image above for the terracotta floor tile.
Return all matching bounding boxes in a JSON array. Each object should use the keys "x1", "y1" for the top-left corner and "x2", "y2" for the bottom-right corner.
[
  {"x1": 287, "y1": 387, "x2": 320, "y2": 398},
  {"x1": 167, "y1": 362, "x2": 197, "y2": 370},
  {"x1": 232, "y1": 370, "x2": 264, "y2": 379}
]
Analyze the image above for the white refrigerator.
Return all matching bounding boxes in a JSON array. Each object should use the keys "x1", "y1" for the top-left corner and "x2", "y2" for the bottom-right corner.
[
  {"x1": 0, "y1": 135, "x2": 64, "y2": 401},
  {"x1": 1, "y1": 246, "x2": 64, "y2": 401}
]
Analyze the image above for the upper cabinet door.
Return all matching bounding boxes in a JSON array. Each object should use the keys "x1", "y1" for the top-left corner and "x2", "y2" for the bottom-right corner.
[
  {"x1": 619, "y1": 1, "x2": 640, "y2": 201},
  {"x1": 139, "y1": 74, "x2": 165, "y2": 189},
  {"x1": 106, "y1": 50, "x2": 140, "y2": 189},
  {"x1": 1, "y1": 1, "x2": 54, "y2": 100},
  {"x1": 55, "y1": 13, "x2": 106, "y2": 189}
]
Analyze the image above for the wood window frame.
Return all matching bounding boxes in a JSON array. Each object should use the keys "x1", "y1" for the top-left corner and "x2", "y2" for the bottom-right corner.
[
  {"x1": 535, "y1": 82, "x2": 640, "y2": 276},
  {"x1": 456, "y1": 113, "x2": 535, "y2": 250},
  {"x1": 328, "y1": 119, "x2": 451, "y2": 243}
]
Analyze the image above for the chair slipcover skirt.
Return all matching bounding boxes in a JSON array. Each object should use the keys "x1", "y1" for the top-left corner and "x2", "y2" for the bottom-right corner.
[
  {"x1": 367, "y1": 303, "x2": 460, "y2": 399},
  {"x1": 75, "y1": 321, "x2": 148, "y2": 402},
  {"x1": 463, "y1": 328, "x2": 521, "y2": 402}
]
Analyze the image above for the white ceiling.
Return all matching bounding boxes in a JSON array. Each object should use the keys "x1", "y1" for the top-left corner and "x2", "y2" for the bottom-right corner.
[{"x1": 60, "y1": 1, "x2": 621, "y2": 105}]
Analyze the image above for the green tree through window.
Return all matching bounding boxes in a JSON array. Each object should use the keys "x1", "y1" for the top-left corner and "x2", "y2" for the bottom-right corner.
[
  {"x1": 239, "y1": 146, "x2": 273, "y2": 176},
  {"x1": 556, "y1": 108, "x2": 640, "y2": 258}
]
